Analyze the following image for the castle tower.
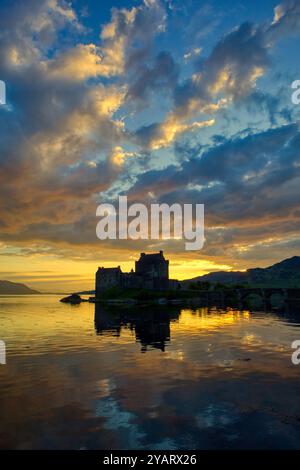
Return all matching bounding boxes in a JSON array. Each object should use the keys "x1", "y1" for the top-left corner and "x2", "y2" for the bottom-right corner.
[{"x1": 135, "y1": 250, "x2": 169, "y2": 288}]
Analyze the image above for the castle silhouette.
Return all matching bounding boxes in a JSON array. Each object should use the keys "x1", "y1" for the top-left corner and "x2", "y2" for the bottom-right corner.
[{"x1": 95, "y1": 251, "x2": 179, "y2": 297}]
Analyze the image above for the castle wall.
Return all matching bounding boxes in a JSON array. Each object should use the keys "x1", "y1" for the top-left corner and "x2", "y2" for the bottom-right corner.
[{"x1": 122, "y1": 273, "x2": 143, "y2": 289}]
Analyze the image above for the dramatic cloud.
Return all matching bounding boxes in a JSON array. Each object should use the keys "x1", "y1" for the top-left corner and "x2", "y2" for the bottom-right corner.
[
  {"x1": 0, "y1": 0, "x2": 299, "y2": 281},
  {"x1": 132, "y1": 0, "x2": 300, "y2": 151},
  {"x1": 128, "y1": 122, "x2": 300, "y2": 263},
  {"x1": 131, "y1": 15, "x2": 270, "y2": 150}
]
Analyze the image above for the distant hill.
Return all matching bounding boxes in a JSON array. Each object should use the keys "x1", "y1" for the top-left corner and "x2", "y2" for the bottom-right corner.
[
  {"x1": 182, "y1": 256, "x2": 300, "y2": 288},
  {"x1": 0, "y1": 280, "x2": 40, "y2": 295},
  {"x1": 75, "y1": 290, "x2": 95, "y2": 295}
]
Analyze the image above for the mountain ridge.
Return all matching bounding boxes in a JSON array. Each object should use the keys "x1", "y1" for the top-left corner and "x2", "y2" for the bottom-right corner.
[
  {"x1": 182, "y1": 256, "x2": 300, "y2": 288},
  {"x1": 0, "y1": 280, "x2": 40, "y2": 295}
]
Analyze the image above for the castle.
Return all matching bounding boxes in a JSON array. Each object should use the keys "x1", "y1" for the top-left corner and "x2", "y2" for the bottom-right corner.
[{"x1": 95, "y1": 251, "x2": 179, "y2": 297}]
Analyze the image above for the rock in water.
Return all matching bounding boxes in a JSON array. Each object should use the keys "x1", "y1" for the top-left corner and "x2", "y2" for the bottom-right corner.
[{"x1": 60, "y1": 293, "x2": 82, "y2": 304}]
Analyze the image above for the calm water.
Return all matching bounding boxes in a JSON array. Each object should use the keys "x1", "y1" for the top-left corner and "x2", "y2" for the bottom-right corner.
[{"x1": 0, "y1": 295, "x2": 300, "y2": 449}]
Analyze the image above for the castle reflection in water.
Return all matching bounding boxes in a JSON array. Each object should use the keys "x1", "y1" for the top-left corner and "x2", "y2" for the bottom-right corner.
[{"x1": 94, "y1": 304, "x2": 180, "y2": 353}]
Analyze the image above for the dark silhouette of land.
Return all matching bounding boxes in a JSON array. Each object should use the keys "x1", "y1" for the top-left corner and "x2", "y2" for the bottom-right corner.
[
  {"x1": 75, "y1": 255, "x2": 300, "y2": 297},
  {"x1": 182, "y1": 256, "x2": 300, "y2": 289},
  {"x1": 0, "y1": 280, "x2": 40, "y2": 295}
]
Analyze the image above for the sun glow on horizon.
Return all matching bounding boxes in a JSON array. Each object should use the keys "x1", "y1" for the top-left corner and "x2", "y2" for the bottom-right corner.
[{"x1": 0, "y1": 251, "x2": 235, "y2": 292}]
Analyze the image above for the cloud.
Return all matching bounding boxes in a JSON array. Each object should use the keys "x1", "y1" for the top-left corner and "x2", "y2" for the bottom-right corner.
[
  {"x1": 132, "y1": 1, "x2": 300, "y2": 152},
  {"x1": 183, "y1": 48, "x2": 202, "y2": 62},
  {"x1": 131, "y1": 122, "x2": 299, "y2": 201},
  {"x1": 110, "y1": 146, "x2": 137, "y2": 166},
  {"x1": 98, "y1": 0, "x2": 166, "y2": 78},
  {"x1": 125, "y1": 51, "x2": 179, "y2": 105},
  {"x1": 0, "y1": 1, "x2": 131, "y2": 238},
  {"x1": 0, "y1": 0, "x2": 168, "y2": 249},
  {"x1": 47, "y1": 44, "x2": 107, "y2": 81},
  {"x1": 135, "y1": 115, "x2": 215, "y2": 150},
  {"x1": 269, "y1": 0, "x2": 300, "y2": 41},
  {"x1": 31, "y1": 0, "x2": 167, "y2": 84},
  {"x1": 131, "y1": 19, "x2": 270, "y2": 151},
  {"x1": 0, "y1": 0, "x2": 81, "y2": 70},
  {"x1": 172, "y1": 21, "x2": 269, "y2": 120},
  {"x1": 127, "y1": 122, "x2": 300, "y2": 262}
]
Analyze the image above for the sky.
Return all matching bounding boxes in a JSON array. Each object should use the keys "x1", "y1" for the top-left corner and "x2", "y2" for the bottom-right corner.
[{"x1": 0, "y1": 0, "x2": 299, "y2": 292}]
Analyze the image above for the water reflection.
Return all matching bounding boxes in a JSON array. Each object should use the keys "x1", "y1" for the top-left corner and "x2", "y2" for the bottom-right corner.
[
  {"x1": 94, "y1": 304, "x2": 180, "y2": 352},
  {"x1": 1, "y1": 295, "x2": 300, "y2": 449}
]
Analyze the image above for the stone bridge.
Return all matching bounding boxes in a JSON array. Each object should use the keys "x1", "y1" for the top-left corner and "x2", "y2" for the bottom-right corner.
[{"x1": 188, "y1": 287, "x2": 300, "y2": 310}]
